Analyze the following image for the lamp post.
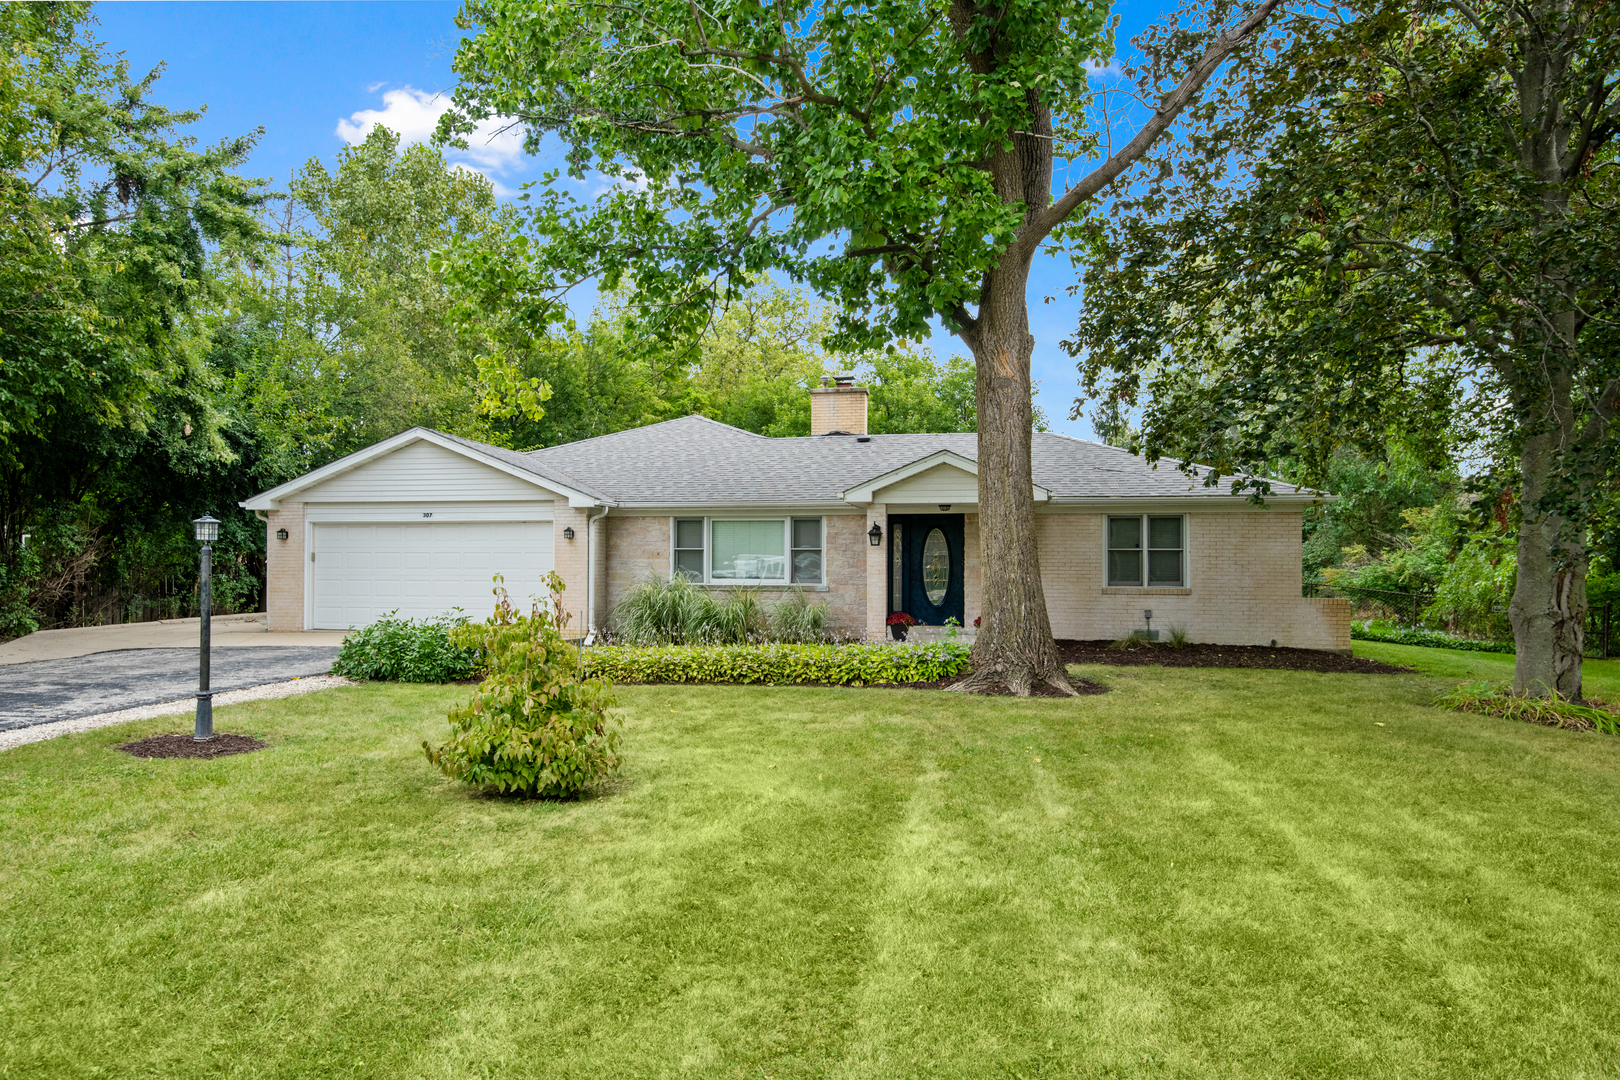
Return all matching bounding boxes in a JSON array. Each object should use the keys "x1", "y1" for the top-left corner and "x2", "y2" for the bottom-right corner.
[{"x1": 193, "y1": 515, "x2": 220, "y2": 742}]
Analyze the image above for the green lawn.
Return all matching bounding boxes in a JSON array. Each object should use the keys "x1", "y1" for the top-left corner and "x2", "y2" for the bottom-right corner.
[{"x1": 3, "y1": 649, "x2": 1620, "y2": 1079}]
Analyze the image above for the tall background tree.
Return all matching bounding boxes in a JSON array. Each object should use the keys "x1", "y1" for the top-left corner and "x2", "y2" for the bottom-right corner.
[
  {"x1": 0, "y1": 2, "x2": 268, "y2": 634},
  {"x1": 438, "y1": 0, "x2": 1283, "y2": 693},
  {"x1": 1069, "y1": 0, "x2": 1619, "y2": 697}
]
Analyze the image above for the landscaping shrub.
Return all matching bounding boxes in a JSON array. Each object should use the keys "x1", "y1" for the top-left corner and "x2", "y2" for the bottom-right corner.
[
  {"x1": 1437, "y1": 681, "x2": 1620, "y2": 735},
  {"x1": 1352, "y1": 620, "x2": 1514, "y2": 654},
  {"x1": 584, "y1": 640, "x2": 971, "y2": 685},
  {"x1": 768, "y1": 588, "x2": 832, "y2": 643},
  {"x1": 612, "y1": 572, "x2": 716, "y2": 644},
  {"x1": 332, "y1": 611, "x2": 482, "y2": 682},
  {"x1": 610, "y1": 575, "x2": 842, "y2": 644},
  {"x1": 424, "y1": 574, "x2": 621, "y2": 797}
]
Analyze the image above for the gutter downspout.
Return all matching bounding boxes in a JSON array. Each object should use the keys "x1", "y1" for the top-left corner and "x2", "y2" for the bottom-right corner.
[{"x1": 584, "y1": 506, "x2": 609, "y2": 645}]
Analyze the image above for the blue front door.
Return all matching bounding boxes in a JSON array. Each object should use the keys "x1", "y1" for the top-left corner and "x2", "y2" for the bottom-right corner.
[{"x1": 889, "y1": 514, "x2": 965, "y2": 626}]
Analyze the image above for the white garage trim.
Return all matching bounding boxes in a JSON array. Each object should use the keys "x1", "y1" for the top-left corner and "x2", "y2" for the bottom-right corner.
[
  {"x1": 305, "y1": 520, "x2": 555, "y2": 631},
  {"x1": 301, "y1": 502, "x2": 554, "y2": 524}
]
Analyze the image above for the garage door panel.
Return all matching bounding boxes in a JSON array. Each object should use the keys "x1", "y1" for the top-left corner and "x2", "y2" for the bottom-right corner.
[{"x1": 311, "y1": 521, "x2": 554, "y2": 630}]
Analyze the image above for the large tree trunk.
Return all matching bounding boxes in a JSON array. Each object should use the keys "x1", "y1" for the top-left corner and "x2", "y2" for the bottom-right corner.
[
  {"x1": 1510, "y1": 375, "x2": 1587, "y2": 699},
  {"x1": 953, "y1": 256, "x2": 1073, "y2": 696}
]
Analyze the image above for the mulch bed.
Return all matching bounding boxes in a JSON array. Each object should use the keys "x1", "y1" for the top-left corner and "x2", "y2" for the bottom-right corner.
[
  {"x1": 118, "y1": 733, "x2": 268, "y2": 760},
  {"x1": 1056, "y1": 639, "x2": 1413, "y2": 674}
]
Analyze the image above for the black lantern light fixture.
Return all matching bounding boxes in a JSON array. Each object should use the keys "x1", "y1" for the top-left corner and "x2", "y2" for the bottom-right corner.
[
  {"x1": 192, "y1": 515, "x2": 220, "y2": 742},
  {"x1": 868, "y1": 522, "x2": 883, "y2": 546},
  {"x1": 562, "y1": 526, "x2": 575, "y2": 540},
  {"x1": 275, "y1": 528, "x2": 289, "y2": 541}
]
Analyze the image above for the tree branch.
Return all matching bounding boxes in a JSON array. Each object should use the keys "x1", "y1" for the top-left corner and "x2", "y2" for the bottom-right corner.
[{"x1": 1021, "y1": 0, "x2": 1285, "y2": 248}]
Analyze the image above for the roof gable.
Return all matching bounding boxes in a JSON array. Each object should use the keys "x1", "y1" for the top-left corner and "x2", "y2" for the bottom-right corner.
[{"x1": 240, "y1": 428, "x2": 600, "y2": 510}]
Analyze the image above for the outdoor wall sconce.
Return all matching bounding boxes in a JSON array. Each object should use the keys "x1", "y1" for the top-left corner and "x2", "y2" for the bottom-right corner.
[
  {"x1": 938, "y1": 504, "x2": 951, "y2": 511},
  {"x1": 868, "y1": 522, "x2": 883, "y2": 546},
  {"x1": 563, "y1": 526, "x2": 575, "y2": 540},
  {"x1": 275, "y1": 528, "x2": 289, "y2": 541}
]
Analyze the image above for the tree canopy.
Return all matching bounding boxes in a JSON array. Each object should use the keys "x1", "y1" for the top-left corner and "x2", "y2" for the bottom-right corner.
[{"x1": 1069, "y1": 0, "x2": 1620, "y2": 695}]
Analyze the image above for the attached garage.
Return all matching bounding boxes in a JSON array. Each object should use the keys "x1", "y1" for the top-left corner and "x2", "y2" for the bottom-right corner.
[
  {"x1": 244, "y1": 429, "x2": 601, "y2": 633},
  {"x1": 310, "y1": 521, "x2": 554, "y2": 630}
]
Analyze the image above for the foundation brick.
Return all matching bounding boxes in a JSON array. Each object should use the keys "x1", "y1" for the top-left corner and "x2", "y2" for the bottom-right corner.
[{"x1": 264, "y1": 505, "x2": 305, "y2": 631}]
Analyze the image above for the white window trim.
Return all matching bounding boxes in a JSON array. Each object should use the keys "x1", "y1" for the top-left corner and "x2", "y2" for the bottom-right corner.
[
  {"x1": 669, "y1": 516, "x2": 825, "y2": 586},
  {"x1": 1104, "y1": 513, "x2": 1190, "y2": 589}
]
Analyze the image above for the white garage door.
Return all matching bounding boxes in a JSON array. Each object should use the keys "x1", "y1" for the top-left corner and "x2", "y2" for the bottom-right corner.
[{"x1": 311, "y1": 521, "x2": 554, "y2": 630}]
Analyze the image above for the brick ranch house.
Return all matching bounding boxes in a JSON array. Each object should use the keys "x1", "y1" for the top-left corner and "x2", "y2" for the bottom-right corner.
[{"x1": 242, "y1": 379, "x2": 1351, "y2": 651}]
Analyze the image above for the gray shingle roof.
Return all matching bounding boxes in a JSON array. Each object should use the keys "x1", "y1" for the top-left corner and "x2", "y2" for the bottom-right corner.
[{"x1": 484, "y1": 414, "x2": 1311, "y2": 505}]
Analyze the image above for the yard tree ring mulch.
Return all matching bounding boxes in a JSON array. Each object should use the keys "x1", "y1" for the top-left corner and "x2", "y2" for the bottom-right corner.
[
  {"x1": 1055, "y1": 639, "x2": 1413, "y2": 674},
  {"x1": 118, "y1": 733, "x2": 268, "y2": 759}
]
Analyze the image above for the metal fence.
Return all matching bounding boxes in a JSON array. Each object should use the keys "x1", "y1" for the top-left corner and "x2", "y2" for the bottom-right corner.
[{"x1": 1303, "y1": 580, "x2": 1616, "y2": 659}]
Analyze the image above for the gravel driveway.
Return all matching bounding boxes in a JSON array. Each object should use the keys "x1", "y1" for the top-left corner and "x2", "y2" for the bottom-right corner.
[{"x1": 0, "y1": 646, "x2": 341, "y2": 731}]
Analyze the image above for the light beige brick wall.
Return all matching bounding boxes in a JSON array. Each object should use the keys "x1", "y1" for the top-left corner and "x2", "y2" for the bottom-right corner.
[
  {"x1": 864, "y1": 505, "x2": 888, "y2": 641},
  {"x1": 1034, "y1": 510, "x2": 1346, "y2": 651},
  {"x1": 605, "y1": 515, "x2": 671, "y2": 612},
  {"x1": 552, "y1": 505, "x2": 592, "y2": 639},
  {"x1": 264, "y1": 505, "x2": 305, "y2": 631},
  {"x1": 597, "y1": 513, "x2": 869, "y2": 638},
  {"x1": 963, "y1": 513, "x2": 981, "y2": 629},
  {"x1": 810, "y1": 386, "x2": 869, "y2": 434}
]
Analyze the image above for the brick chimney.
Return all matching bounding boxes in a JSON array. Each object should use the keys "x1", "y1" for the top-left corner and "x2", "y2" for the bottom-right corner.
[{"x1": 810, "y1": 374, "x2": 868, "y2": 435}]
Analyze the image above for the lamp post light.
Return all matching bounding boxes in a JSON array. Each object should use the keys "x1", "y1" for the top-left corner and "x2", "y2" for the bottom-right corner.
[{"x1": 192, "y1": 515, "x2": 220, "y2": 742}]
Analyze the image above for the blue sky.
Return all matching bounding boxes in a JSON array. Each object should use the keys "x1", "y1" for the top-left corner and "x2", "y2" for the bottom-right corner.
[{"x1": 96, "y1": 0, "x2": 1161, "y2": 441}]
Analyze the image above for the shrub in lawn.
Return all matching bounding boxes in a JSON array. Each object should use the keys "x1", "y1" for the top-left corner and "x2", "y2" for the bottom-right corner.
[
  {"x1": 583, "y1": 640, "x2": 971, "y2": 685},
  {"x1": 331, "y1": 611, "x2": 481, "y2": 682},
  {"x1": 1436, "y1": 681, "x2": 1620, "y2": 735},
  {"x1": 424, "y1": 573, "x2": 621, "y2": 797},
  {"x1": 769, "y1": 588, "x2": 833, "y2": 643}
]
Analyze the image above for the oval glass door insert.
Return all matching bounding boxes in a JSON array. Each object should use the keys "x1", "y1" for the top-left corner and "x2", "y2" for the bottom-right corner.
[{"x1": 922, "y1": 528, "x2": 950, "y2": 605}]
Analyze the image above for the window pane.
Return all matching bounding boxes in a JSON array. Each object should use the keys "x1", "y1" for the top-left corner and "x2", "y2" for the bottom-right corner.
[
  {"x1": 1109, "y1": 550, "x2": 1142, "y2": 586},
  {"x1": 1148, "y1": 550, "x2": 1182, "y2": 586},
  {"x1": 792, "y1": 551, "x2": 823, "y2": 584},
  {"x1": 674, "y1": 549, "x2": 704, "y2": 579},
  {"x1": 890, "y1": 523, "x2": 902, "y2": 609},
  {"x1": 711, "y1": 520, "x2": 785, "y2": 580},
  {"x1": 1149, "y1": 516, "x2": 1182, "y2": 549},
  {"x1": 1109, "y1": 516, "x2": 1141, "y2": 549},
  {"x1": 922, "y1": 528, "x2": 950, "y2": 604},
  {"x1": 675, "y1": 518, "x2": 703, "y2": 549},
  {"x1": 792, "y1": 518, "x2": 821, "y2": 549}
]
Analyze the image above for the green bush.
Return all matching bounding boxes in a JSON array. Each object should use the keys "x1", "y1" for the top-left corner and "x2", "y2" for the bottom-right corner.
[
  {"x1": 768, "y1": 588, "x2": 832, "y2": 643},
  {"x1": 612, "y1": 572, "x2": 716, "y2": 644},
  {"x1": 424, "y1": 574, "x2": 621, "y2": 798},
  {"x1": 610, "y1": 575, "x2": 840, "y2": 645},
  {"x1": 332, "y1": 611, "x2": 482, "y2": 682},
  {"x1": 1437, "y1": 681, "x2": 1619, "y2": 735},
  {"x1": 1352, "y1": 620, "x2": 1513, "y2": 654},
  {"x1": 583, "y1": 640, "x2": 971, "y2": 685}
]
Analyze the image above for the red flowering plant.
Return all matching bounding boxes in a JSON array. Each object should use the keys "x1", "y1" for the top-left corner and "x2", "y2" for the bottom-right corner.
[
  {"x1": 886, "y1": 612, "x2": 917, "y2": 627},
  {"x1": 973, "y1": 616, "x2": 981, "y2": 629}
]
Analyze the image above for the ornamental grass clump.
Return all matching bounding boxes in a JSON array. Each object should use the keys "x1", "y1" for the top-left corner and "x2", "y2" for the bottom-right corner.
[
  {"x1": 424, "y1": 573, "x2": 621, "y2": 798},
  {"x1": 768, "y1": 588, "x2": 832, "y2": 643},
  {"x1": 1436, "y1": 681, "x2": 1620, "y2": 735}
]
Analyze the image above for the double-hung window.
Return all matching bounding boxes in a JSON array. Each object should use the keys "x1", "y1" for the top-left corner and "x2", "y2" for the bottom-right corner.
[
  {"x1": 1107, "y1": 515, "x2": 1186, "y2": 587},
  {"x1": 673, "y1": 518, "x2": 705, "y2": 580},
  {"x1": 672, "y1": 517, "x2": 824, "y2": 584}
]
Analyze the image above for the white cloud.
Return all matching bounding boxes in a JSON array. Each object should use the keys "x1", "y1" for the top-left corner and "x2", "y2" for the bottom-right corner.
[
  {"x1": 335, "y1": 86, "x2": 526, "y2": 173},
  {"x1": 366, "y1": 80, "x2": 387, "y2": 93}
]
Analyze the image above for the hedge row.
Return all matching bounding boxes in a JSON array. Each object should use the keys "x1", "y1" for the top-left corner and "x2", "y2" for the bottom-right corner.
[
  {"x1": 581, "y1": 640, "x2": 972, "y2": 685},
  {"x1": 1351, "y1": 622, "x2": 1514, "y2": 654}
]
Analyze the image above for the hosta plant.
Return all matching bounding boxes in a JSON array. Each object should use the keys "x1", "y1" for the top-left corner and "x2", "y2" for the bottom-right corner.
[{"x1": 424, "y1": 573, "x2": 621, "y2": 797}]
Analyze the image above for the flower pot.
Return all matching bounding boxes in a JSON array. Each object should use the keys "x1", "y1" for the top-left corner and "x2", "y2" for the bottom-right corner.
[{"x1": 889, "y1": 624, "x2": 908, "y2": 642}]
